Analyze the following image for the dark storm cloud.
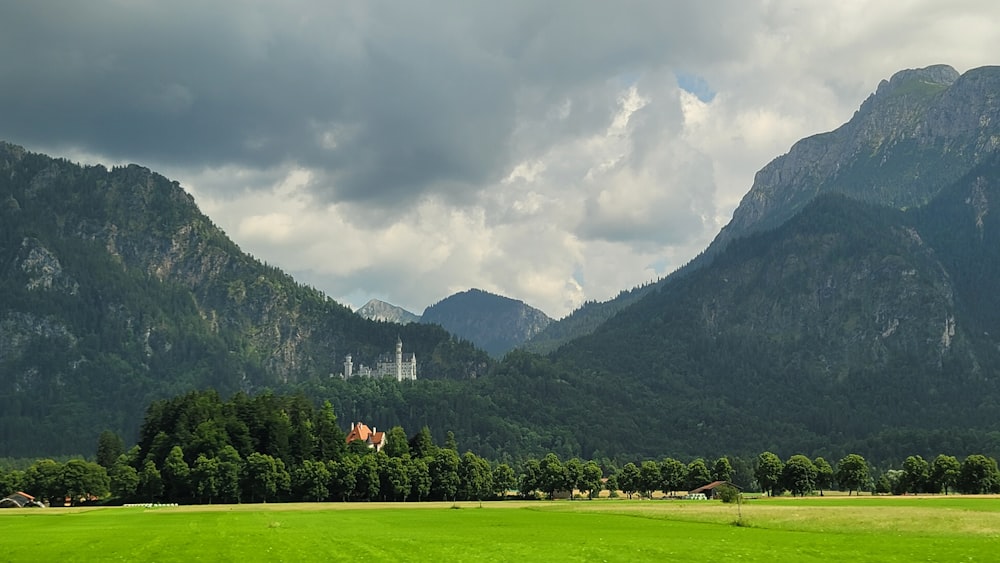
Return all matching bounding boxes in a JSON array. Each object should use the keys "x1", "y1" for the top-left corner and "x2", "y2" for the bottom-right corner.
[{"x1": 0, "y1": 1, "x2": 756, "y2": 212}]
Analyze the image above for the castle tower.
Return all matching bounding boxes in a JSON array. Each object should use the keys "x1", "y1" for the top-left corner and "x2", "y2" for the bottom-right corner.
[
  {"x1": 396, "y1": 337, "x2": 403, "y2": 381},
  {"x1": 344, "y1": 354, "x2": 353, "y2": 378}
]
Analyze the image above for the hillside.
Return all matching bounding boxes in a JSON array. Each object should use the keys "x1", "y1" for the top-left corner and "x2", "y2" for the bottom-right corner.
[
  {"x1": 0, "y1": 142, "x2": 489, "y2": 457},
  {"x1": 6, "y1": 64, "x2": 1000, "y2": 465},
  {"x1": 538, "y1": 167, "x2": 1000, "y2": 460},
  {"x1": 535, "y1": 65, "x2": 1000, "y2": 349},
  {"x1": 420, "y1": 289, "x2": 552, "y2": 357}
]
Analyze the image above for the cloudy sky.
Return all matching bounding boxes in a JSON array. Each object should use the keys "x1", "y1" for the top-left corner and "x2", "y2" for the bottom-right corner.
[{"x1": 2, "y1": 1, "x2": 998, "y2": 318}]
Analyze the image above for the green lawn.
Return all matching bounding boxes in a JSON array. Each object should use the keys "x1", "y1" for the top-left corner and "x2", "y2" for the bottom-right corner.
[{"x1": 2, "y1": 497, "x2": 998, "y2": 562}]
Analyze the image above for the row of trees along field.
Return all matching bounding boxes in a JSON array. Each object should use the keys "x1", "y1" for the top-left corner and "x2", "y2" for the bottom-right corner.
[
  {"x1": 4, "y1": 442, "x2": 1000, "y2": 506},
  {"x1": 1, "y1": 390, "x2": 999, "y2": 504}
]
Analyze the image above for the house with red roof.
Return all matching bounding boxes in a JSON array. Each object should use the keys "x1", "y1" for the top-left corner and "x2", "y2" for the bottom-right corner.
[{"x1": 345, "y1": 421, "x2": 385, "y2": 452}]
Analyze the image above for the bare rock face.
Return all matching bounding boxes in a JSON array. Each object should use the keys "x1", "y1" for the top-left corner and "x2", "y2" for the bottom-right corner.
[
  {"x1": 356, "y1": 299, "x2": 420, "y2": 324},
  {"x1": 703, "y1": 65, "x2": 1000, "y2": 265},
  {"x1": 19, "y1": 238, "x2": 79, "y2": 294}
]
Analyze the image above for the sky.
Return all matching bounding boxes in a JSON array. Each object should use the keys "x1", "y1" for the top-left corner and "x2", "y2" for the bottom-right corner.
[{"x1": 2, "y1": 1, "x2": 999, "y2": 318}]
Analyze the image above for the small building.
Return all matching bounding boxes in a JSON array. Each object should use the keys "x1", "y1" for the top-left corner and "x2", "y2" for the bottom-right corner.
[
  {"x1": 0, "y1": 491, "x2": 43, "y2": 508},
  {"x1": 345, "y1": 421, "x2": 385, "y2": 452},
  {"x1": 688, "y1": 480, "x2": 742, "y2": 500}
]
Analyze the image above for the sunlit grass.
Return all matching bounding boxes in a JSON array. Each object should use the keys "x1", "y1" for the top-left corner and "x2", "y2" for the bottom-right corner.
[{"x1": 2, "y1": 496, "x2": 998, "y2": 562}]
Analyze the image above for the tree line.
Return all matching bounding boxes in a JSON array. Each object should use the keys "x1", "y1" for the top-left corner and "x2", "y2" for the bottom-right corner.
[{"x1": 2, "y1": 390, "x2": 999, "y2": 505}]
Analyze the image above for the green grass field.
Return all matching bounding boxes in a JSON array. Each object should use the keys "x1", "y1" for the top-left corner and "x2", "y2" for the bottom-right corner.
[{"x1": 2, "y1": 496, "x2": 999, "y2": 562}]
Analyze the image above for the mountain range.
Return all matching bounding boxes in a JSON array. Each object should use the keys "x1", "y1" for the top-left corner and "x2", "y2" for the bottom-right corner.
[
  {"x1": 4, "y1": 64, "x2": 1000, "y2": 464},
  {"x1": 357, "y1": 289, "x2": 552, "y2": 357}
]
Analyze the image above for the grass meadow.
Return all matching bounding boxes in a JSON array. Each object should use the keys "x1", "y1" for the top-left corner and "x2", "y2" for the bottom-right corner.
[{"x1": 2, "y1": 495, "x2": 999, "y2": 562}]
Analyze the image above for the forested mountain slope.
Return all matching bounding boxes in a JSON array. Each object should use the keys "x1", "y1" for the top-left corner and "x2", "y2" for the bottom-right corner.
[
  {"x1": 533, "y1": 65, "x2": 1000, "y2": 348},
  {"x1": 0, "y1": 142, "x2": 488, "y2": 457},
  {"x1": 420, "y1": 289, "x2": 552, "y2": 357},
  {"x1": 542, "y1": 157, "x2": 1000, "y2": 461}
]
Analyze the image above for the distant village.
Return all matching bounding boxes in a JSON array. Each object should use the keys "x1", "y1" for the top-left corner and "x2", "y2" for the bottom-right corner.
[{"x1": 339, "y1": 337, "x2": 417, "y2": 381}]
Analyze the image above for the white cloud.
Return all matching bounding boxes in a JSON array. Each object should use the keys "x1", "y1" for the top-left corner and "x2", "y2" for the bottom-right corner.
[{"x1": 3, "y1": 1, "x2": 1000, "y2": 318}]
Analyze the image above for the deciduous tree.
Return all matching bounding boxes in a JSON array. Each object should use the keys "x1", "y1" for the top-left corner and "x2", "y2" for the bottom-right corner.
[
  {"x1": 539, "y1": 453, "x2": 567, "y2": 499},
  {"x1": 781, "y1": 455, "x2": 816, "y2": 497},
  {"x1": 408, "y1": 456, "x2": 431, "y2": 502},
  {"x1": 901, "y1": 455, "x2": 929, "y2": 494},
  {"x1": 137, "y1": 460, "x2": 163, "y2": 502},
  {"x1": 110, "y1": 454, "x2": 139, "y2": 500},
  {"x1": 956, "y1": 454, "x2": 1000, "y2": 494},
  {"x1": 518, "y1": 458, "x2": 541, "y2": 498},
  {"x1": 617, "y1": 462, "x2": 640, "y2": 499},
  {"x1": 429, "y1": 448, "x2": 460, "y2": 501},
  {"x1": 292, "y1": 459, "x2": 330, "y2": 502},
  {"x1": 192, "y1": 455, "x2": 219, "y2": 504},
  {"x1": 755, "y1": 452, "x2": 784, "y2": 497},
  {"x1": 459, "y1": 451, "x2": 493, "y2": 502},
  {"x1": 60, "y1": 459, "x2": 110, "y2": 504},
  {"x1": 712, "y1": 457, "x2": 734, "y2": 482},
  {"x1": 580, "y1": 461, "x2": 603, "y2": 499},
  {"x1": 243, "y1": 452, "x2": 279, "y2": 503},
  {"x1": 929, "y1": 454, "x2": 960, "y2": 495},
  {"x1": 659, "y1": 458, "x2": 687, "y2": 496},
  {"x1": 492, "y1": 463, "x2": 516, "y2": 499},
  {"x1": 813, "y1": 457, "x2": 833, "y2": 494},
  {"x1": 685, "y1": 458, "x2": 712, "y2": 491},
  {"x1": 639, "y1": 461, "x2": 661, "y2": 498},
  {"x1": 836, "y1": 454, "x2": 870, "y2": 496},
  {"x1": 161, "y1": 446, "x2": 191, "y2": 502}
]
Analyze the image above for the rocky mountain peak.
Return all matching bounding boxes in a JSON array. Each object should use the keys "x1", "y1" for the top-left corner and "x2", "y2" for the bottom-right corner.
[
  {"x1": 355, "y1": 299, "x2": 420, "y2": 324},
  {"x1": 699, "y1": 65, "x2": 1000, "y2": 268},
  {"x1": 874, "y1": 64, "x2": 959, "y2": 98}
]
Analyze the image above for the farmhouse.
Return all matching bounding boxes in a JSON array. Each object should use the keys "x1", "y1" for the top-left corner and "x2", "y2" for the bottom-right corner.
[
  {"x1": 688, "y1": 480, "x2": 741, "y2": 500},
  {"x1": 345, "y1": 421, "x2": 385, "y2": 452},
  {"x1": 0, "y1": 491, "x2": 43, "y2": 508}
]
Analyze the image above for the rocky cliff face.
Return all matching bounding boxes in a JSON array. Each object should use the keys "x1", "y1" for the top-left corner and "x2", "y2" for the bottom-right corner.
[{"x1": 706, "y1": 65, "x2": 1000, "y2": 262}]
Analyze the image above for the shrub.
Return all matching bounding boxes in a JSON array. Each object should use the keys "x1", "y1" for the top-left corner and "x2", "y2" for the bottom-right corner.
[{"x1": 717, "y1": 484, "x2": 740, "y2": 504}]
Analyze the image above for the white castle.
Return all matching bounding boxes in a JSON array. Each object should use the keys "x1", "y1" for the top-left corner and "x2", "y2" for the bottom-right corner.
[{"x1": 341, "y1": 337, "x2": 417, "y2": 381}]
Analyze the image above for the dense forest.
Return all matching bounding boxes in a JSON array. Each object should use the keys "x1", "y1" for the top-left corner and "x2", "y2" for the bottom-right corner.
[{"x1": 3, "y1": 390, "x2": 998, "y2": 506}]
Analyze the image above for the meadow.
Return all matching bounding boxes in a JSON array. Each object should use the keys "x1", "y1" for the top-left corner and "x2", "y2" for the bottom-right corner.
[{"x1": 2, "y1": 496, "x2": 998, "y2": 562}]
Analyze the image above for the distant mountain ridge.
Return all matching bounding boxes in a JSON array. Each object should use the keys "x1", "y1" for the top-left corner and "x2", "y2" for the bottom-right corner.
[
  {"x1": 420, "y1": 289, "x2": 552, "y2": 357},
  {"x1": 356, "y1": 299, "x2": 420, "y2": 324}
]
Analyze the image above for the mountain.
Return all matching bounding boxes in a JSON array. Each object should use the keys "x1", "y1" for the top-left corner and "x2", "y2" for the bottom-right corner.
[
  {"x1": 700, "y1": 64, "x2": 1000, "y2": 264},
  {"x1": 530, "y1": 64, "x2": 1000, "y2": 354},
  {"x1": 520, "y1": 66, "x2": 1000, "y2": 460},
  {"x1": 356, "y1": 299, "x2": 420, "y2": 324},
  {"x1": 7, "y1": 64, "x2": 1000, "y2": 465},
  {"x1": 520, "y1": 282, "x2": 657, "y2": 354},
  {"x1": 0, "y1": 142, "x2": 489, "y2": 457},
  {"x1": 420, "y1": 289, "x2": 552, "y2": 357},
  {"x1": 533, "y1": 162, "x2": 1000, "y2": 460}
]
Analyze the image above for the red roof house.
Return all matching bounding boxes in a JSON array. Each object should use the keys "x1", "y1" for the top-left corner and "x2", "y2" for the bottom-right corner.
[{"x1": 345, "y1": 421, "x2": 385, "y2": 452}]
